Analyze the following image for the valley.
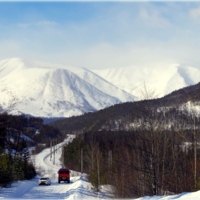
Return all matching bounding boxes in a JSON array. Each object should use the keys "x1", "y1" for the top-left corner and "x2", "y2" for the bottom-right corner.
[{"x1": 1, "y1": 58, "x2": 200, "y2": 199}]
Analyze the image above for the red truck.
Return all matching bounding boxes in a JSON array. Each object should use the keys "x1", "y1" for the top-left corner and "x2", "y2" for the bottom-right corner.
[{"x1": 58, "y1": 168, "x2": 70, "y2": 183}]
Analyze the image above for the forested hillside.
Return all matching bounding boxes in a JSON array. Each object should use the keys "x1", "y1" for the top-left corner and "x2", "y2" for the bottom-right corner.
[
  {"x1": 51, "y1": 82, "x2": 200, "y2": 134},
  {"x1": 158, "y1": 81, "x2": 200, "y2": 105},
  {"x1": 54, "y1": 82, "x2": 200, "y2": 198},
  {"x1": 0, "y1": 113, "x2": 64, "y2": 187},
  {"x1": 62, "y1": 108, "x2": 200, "y2": 198}
]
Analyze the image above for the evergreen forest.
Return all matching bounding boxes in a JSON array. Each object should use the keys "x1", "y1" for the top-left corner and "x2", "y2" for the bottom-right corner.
[{"x1": 0, "y1": 113, "x2": 64, "y2": 187}]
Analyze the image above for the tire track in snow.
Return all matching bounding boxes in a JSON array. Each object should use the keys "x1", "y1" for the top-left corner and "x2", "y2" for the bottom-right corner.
[{"x1": 21, "y1": 136, "x2": 75, "y2": 199}]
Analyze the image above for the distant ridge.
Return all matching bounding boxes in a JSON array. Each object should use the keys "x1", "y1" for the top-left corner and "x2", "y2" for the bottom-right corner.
[{"x1": 93, "y1": 63, "x2": 200, "y2": 100}]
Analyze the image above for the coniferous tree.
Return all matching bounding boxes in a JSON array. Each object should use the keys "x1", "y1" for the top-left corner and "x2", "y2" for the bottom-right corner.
[{"x1": 0, "y1": 153, "x2": 13, "y2": 187}]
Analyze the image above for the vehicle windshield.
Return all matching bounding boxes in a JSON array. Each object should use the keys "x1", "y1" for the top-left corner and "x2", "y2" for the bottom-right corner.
[
  {"x1": 59, "y1": 171, "x2": 69, "y2": 174},
  {"x1": 40, "y1": 178, "x2": 49, "y2": 180}
]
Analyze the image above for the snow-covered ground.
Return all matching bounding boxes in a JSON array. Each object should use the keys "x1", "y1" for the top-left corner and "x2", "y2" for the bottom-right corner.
[
  {"x1": 0, "y1": 134, "x2": 112, "y2": 199},
  {"x1": 1, "y1": 134, "x2": 200, "y2": 199}
]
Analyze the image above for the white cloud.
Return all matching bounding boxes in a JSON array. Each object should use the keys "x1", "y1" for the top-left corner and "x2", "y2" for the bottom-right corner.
[
  {"x1": 1, "y1": 2, "x2": 200, "y2": 70},
  {"x1": 18, "y1": 20, "x2": 57, "y2": 28},
  {"x1": 0, "y1": 40, "x2": 23, "y2": 60},
  {"x1": 18, "y1": 23, "x2": 30, "y2": 28},
  {"x1": 36, "y1": 20, "x2": 57, "y2": 26},
  {"x1": 139, "y1": 7, "x2": 171, "y2": 28},
  {"x1": 190, "y1": 6, "x2": 200, "y2": 20}
]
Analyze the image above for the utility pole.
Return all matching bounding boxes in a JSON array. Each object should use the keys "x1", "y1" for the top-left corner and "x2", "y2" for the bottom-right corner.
[
  {"x1": 55, "y1": 138, "x2": 57, "y2": 153},
  {"x1": 50, "y1": 141, "x2": 52, "y2": 161},
  {"x1": 62, "y1": 146, "x2": 64, "y2": 168},
  {"x1": 194, "y1": 116, "x2": 197, "y2": 191},
  {"x1": 108, "y1": 150, "x2": 112, "y2": 168},
  {"x1": 81, "y1": 148, "x2": 83, "y2": 176},
  {"x1": 53, "y1": 140, "x2": 55, "y2": 165}
]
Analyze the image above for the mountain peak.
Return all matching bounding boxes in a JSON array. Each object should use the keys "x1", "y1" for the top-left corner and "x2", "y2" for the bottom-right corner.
[{"x1": 0, "y1": 58, "x2": 135, "y2": 118}]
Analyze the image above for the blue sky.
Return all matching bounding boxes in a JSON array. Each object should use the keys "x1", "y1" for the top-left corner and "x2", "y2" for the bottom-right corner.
[{"x1": 0, "y1": 2, "x2": 200, "y2": 69}]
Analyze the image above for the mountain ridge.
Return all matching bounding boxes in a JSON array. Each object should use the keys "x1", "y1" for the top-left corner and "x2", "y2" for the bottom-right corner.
[
  {"x1": 0, "y1": 58, "x2": 135, "y2": 117},
  {"x1": 93, "y1": 63, "x2": 200, "y2": 99},
  {"x1": 0, "y1": 57, "x2": 200, "y2": 118}
]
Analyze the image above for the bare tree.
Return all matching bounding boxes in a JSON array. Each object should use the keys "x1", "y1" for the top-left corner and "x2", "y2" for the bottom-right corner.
[
  {"x1": 0, "y1": 91, "x2": 21, "y2": 114},
  {"x1": 139, "y1": 82, "x2": 158, "y2": 100},
  {"x1": 86, "y1": 140, "x2": 103, "y2": 193}
]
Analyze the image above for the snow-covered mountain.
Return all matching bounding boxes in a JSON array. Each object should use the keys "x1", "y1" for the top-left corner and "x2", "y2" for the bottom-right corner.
[
  {"x1": 0, "y1": 58, "x2": 135, "y2": 118},
  {"x1": 0, "y1": 58, "x2": 200, "y2": 118},
  {"x1": 93, "y1": 63, "x2": 200, "y2": 100}
]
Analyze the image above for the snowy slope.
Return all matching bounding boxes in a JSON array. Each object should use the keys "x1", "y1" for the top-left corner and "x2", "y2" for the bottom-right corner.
[
  {"x1": 0, "y1": 58, "x2": 135, "y2": 118},
  {"x1": 93, "y1": 63, "x2": 200, "y2": 100},
  {"x1": 1, "y1": 58, "x2": 200, "y2": 118}
]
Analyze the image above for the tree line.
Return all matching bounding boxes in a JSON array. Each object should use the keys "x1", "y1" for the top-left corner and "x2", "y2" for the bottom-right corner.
[{"x1": 0, "y1": 113, "x2": 36, "y2": 186}]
